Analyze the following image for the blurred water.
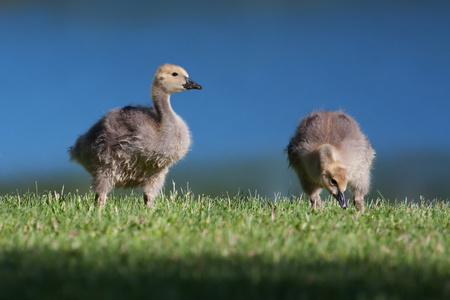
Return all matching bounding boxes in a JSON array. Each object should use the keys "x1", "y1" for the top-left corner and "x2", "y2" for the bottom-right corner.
[{"x1": 1, "y1": 1, "x2": 449, "y2": 199}]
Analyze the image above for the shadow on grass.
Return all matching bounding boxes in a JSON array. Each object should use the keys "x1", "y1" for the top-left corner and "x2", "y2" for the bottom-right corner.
[{"x1": 0, "y1": 248, "x2": 448, "y2": 300}]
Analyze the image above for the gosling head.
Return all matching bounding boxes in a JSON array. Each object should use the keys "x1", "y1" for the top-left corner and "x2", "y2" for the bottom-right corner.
[
  {"x1": 321, "y1": 162, "x2": 348, "y2": 209},
  {"x1": 154, "y1": 63, "x2": 202, "y2": 94}
]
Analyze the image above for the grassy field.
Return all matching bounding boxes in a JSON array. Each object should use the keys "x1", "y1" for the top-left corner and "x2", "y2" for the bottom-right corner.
[{"x1": 0, "y1": 189, "x2": 448, "y2": 300}]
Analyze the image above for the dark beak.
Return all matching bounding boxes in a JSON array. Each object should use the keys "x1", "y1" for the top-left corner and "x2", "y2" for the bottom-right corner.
[
  {"x1": 183, "y1": 77, "x2": 202, "y2": 90},
  {"x1": 334, "y1": 190, "x2": 347, "y2": 210}
]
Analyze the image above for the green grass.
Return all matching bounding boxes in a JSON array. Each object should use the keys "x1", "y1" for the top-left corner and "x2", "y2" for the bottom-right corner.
[{"x1": 0, "y1": 190, "x2": 449, "y2": 300}]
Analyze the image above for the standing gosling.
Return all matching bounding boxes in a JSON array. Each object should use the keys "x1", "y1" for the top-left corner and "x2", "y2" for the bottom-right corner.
[
  {"x1": 69, "y1": 64, "x2": 202, "y2": 207},
  {"x1": 287, "y1": 110, "x2": 375, "y2": 211}
]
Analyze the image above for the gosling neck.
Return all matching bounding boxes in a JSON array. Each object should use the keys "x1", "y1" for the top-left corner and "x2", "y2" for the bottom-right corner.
[
  {"x1": 317, "y1": 144, "x2": 339, "y2": 169},
  {"x1": 151, "y1": 86, "x2": 177, "y2": 123}
]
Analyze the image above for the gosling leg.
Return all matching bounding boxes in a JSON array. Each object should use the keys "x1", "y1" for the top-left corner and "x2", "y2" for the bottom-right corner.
[{"x1": 142, "y1": 169, "x2": 168, "y2": 207}]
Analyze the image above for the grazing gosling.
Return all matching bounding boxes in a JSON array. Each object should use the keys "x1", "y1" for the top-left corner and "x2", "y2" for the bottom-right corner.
[
  {"x1": 286, "y1": 110, "x2": 375, "y2": 211},
  {"x1": 69, "y1": 64, "x2": 202, "y2": 207}
]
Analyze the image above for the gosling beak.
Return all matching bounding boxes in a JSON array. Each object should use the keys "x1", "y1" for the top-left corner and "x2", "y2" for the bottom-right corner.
[
  {"x1": 334, "y1": 190, "x2": 347, "y2": 210},
  {"x1": 183, "y1": 77, "x2": 202, "y2": 90}
]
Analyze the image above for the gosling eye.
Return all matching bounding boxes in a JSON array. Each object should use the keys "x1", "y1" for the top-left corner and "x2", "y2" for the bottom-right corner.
[
  {"x1": 331, "y1": 179, "x2": 337, "y2": 186},
  {"x1": 172, "y1": 72, "x2": 178, "y2": 77}
]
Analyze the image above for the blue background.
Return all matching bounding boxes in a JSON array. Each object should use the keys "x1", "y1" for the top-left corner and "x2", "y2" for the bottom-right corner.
[{"x1": 1, "y1": 1, "x2": 449, "y2": 201}]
